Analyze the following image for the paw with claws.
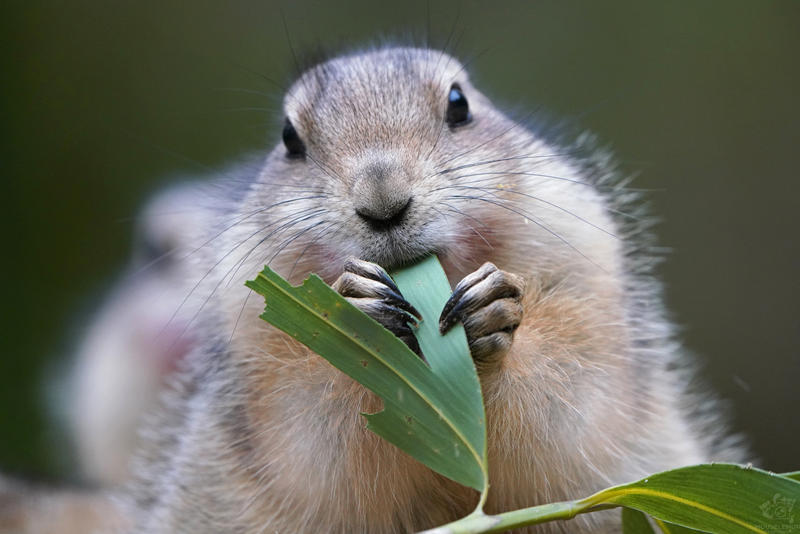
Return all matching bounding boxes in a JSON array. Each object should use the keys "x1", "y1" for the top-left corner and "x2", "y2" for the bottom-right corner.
[
  {"x1": 332, "y1": 258, "x2": 423, "y2": 356},
  {"x1": 439, "y1": 262, "x2": 525, "y2": 362}
]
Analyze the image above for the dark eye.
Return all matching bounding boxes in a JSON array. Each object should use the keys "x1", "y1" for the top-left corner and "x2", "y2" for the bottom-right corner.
[
  {"x1": 282, "y1": 118, "x2": 306, "y2": 159},
  {"x1": 446, "y1": 84, "x2": 471, "y2": 127}
]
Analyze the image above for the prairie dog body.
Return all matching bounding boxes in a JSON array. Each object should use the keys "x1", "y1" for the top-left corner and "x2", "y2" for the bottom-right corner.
[{"x1": 126, "y1": 47, "x2": 741, "y2": 533}]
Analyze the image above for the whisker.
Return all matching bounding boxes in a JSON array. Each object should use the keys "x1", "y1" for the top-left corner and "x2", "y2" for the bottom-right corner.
[
  {"x1": 221, "y1": 107, "x2": 275, "y2": 114},
  {"x1": 280, "y1": 8, "x2": 302, "y2": 78},
  {"x1": 424, "y1": 113, "x2": 449, "y2": 163},
  {"x1": 228, "y1": 290, "x2": 254, "y2": 345},
  {"x1": 431, "y1": 11, "x2": 462, "y2": 84},
  {"x1": 228, "y1": 220, "x2": 339, "y2": 346},
  {"x1": 227, "y1": 59, "x2": 289, "y2": 94},
  {"x1": 448, "y1": 194, "x2": 608, "y2": 273},
  {"x1": 442, "y1": 184, "x2": 618, "y2": 239},
  {"x1": 451, "y1": 170, "x2": 592, "y2": 188},
  {"x1": 266, "y1": 220, "x2": 329, "y2": 266},
  {"x1": 161, "y1": 206, "x2": 323, "y2": 339},
  {"x1": 431, "y1": 107, "x2": 543, "y2": 173},
  {"x1": 608, "y1": 207, "x2": 645, "y2": 221},
  {"x1": 288, "y1": 220, "x2": 343, "y2": 280},
  {"x1": 129, "y1": 195, "x2": 326, "y2": 279},
  {"x1": 183, "y1": 197, "x2": 325, "y2": 264},
  {"x1": 306, "y1": 152, "x2": 345, "y2": 184},
  {"x1": 173, "y1": 211, "x2": 327, "y2": 354},
  {"x1": 213, "y1": 87, "x2": 274, "y2": 98},
  {"x1": 438, "y1": 202, "x2": 494, "y2": 251},
  {"x1": 450, "y1": 47, "x2": 489, "y2": 82},
  {"x1": 224, "y1": 209, "x2": 328, "y2": 288},
  {"x1": 450, "y1": 168, "x2": 661, "y2": 195},
  {"x1": 435, "y1": 151, "x2": 584, "y2": 177}
]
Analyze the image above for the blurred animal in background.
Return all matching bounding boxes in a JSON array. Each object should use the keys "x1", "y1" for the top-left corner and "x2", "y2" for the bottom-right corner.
[
  {"x1": 1, "y1": 165, "x2": 256, "y2": 532},
  {"x1": 2, "y1": 182, "x2": 215, "y2": 532},
  {"x1": 66, "y1": 181, "x2": 216, "y2": 485},
  {"x1": 63, "y1": 158, "x2": 258, "y2": 488}
]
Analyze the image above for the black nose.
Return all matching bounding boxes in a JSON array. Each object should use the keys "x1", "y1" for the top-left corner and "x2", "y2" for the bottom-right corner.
[
  {"x1": 356, "y1": 195, "x2": 411, "y2": 225},
  {"x1": 355, "y1": 196, "x2": 412, "y2": 229},
  {"x1": 352, "y1": 158, "x2": 413, "y2": 229}
]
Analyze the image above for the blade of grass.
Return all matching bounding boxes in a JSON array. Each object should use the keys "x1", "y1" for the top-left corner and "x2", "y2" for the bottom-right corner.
[{"x1": 390, "y1": 256, "x2": 488, "y2": 505}]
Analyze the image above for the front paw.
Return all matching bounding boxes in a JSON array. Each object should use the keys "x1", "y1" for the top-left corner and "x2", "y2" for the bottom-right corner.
[
  {"x1": 439, "y1": 262, "x2": 525, "y2": 362},
  {"x1": 332, "y1": 257, "x2": 423, "y2": 356}
]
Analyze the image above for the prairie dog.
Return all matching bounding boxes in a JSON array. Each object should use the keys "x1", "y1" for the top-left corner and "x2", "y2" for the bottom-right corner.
[
  {"x1": 125, "y1": 47, "x2": 742, "y2": 533},
  {"x1": 69, "y1": 177, "x2": 250, "y2": 485}
]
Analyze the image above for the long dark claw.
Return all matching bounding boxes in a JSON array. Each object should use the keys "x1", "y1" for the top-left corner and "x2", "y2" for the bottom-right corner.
[
  {"x1": 382, "y1": 292, "x2": 422, "y2": 322},
  {"x1": 440, "y1": 264, "x2": 524, "y2": 332},
  {"x1": 439, "y1": 263, "x2": 497, "y2": 327},
  {"x1": 335, "y1": 257, "x2": 425, "y2": 359},
  {"x1": 343, "y1": 257, "x2": 402, "y2": 295},
  {"x1": 334, "y1": 266, "x2": 421, "y2": 322},
  {"x1": 439, "y1": 262, "x2": 525, "y2": 362},
  {"x1": 353, "y1": 298, "x2": 423, "y2": 358},
  {"x1": 439, "y1": 263, "x2": 499, "y2": 333}
]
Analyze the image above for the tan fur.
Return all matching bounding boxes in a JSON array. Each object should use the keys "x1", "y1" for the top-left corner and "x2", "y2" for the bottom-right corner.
[{"x1": 123, "y1": 47, "x2": 742, "y2": 533}]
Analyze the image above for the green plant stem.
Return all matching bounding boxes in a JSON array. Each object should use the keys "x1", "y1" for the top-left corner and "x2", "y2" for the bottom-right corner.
[{"x1": 418, "y1": 500, "x2": 597, "y2": 534}]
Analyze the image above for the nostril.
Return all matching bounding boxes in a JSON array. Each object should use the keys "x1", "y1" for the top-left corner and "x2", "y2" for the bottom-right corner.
[{"x1": 356, "y1": 197, "x2": 412, "y2": 229}]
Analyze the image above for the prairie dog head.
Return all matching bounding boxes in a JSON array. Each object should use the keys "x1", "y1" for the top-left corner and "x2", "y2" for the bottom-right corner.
[{"x1": 229, "y1": 46, "x2": 622, "y2": 297}]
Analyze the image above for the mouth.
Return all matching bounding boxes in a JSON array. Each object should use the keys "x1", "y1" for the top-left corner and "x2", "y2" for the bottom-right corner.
[
  {"x1": 357, "y1": 206, "x2": 448, "y2": 271},
  {"x1": 365, "y1": 239, "x2": 443, "y2": 272},
  {"x1": 316, "y1": 201, "x2": 454, "y2": 275}
]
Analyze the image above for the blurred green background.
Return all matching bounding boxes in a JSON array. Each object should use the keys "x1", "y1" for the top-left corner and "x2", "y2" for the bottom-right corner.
[{"x1": 1, "y1": 0, "x2": 798, "y2": 480}]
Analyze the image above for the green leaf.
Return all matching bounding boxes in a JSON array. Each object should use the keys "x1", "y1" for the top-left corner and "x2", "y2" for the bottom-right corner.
[
  {"x1": 616, "y1": 471, "x2": 800, "y2": 534},
  {"x1": 581, "y1": 464, "x2": 800, "y2": 534},
  {"x1": 652, "y1": 517, "x2": 707, "y2": 533},
  {"x1": 623, "y1": 507, "x2": 706, "y2": 534},
  {"x1": 388, "y1": 257, "x2": 487, "y2": 483},
  {"x1": 623, "y1": 507, "x2": 657, "y2": 533},
  {"x1": 246, "y1": 256, "x2": 487, "y2": 492},
  {"x1": 783, "y1": 472, "x2": 800, "y2": 482}
]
